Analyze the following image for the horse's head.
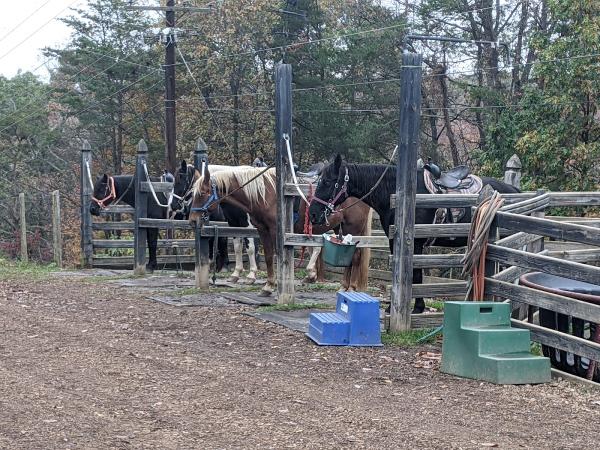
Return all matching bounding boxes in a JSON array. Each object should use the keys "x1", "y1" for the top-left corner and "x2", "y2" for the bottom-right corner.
[
  {"x1": 189, "y1": 166, "x2": 219, "y2": 225},
  {"x1": 170, "y1": 160, "x2": 196, "y2": 217},
  {"x1": 309, "y1": 154, "x2": 347, "y2": 225},
  {"x1": 90, "y1": 173, "x2": 116, "y2": 216}
]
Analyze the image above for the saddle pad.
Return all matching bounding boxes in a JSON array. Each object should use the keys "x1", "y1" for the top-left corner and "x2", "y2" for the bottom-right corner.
[{"x1": 423, "y1": 169, "x2": 483, "y2": 196}]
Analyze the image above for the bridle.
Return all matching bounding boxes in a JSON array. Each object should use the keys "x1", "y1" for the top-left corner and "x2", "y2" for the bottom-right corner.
[
  {"x1": 170, "y1": 166, "x2": 196, "y2": 218},
  {"x1": 92, "y1": 176, "x2": 116, "y2": 209},
  {"x1": 311, "y1": 166, "x2": 349, "y2": 218},
  {"x1": 190, "y1": 178, "x2": 219, "y2": 219}
]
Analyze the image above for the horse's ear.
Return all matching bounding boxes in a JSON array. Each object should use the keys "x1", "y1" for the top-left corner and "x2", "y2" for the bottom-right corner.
[
  {"x1": 202, "y1": 167, "x2": 211, "y2": 188},
  {"x1": 333, "y1": 154, "x2": 343, "y2": 171},
  {"x1": 180, "y1": 160, "x2": 187, "y2": 171},
  {"x1": 101, "y1": 173, "x2": 108, "y2": 182}
]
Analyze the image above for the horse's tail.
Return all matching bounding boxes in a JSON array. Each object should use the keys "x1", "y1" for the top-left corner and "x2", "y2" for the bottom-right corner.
[
  {"x1": 355, "y1": 208, "x2": 372, "y2": 291},
  {"x1": 315, "y1": 247, "x2": 325, "y2": 282}
]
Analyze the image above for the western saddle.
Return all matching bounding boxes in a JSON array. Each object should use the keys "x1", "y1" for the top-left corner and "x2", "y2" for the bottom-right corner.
[{"x1": 424, "y1": 159, "x2": 474, "y2": 191}]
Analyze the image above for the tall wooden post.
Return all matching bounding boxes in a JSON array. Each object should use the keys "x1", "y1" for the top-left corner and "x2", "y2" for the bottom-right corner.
[
  {"x1": 134, "y1": 140, "x2": 149, "y2": 275},
  {"x1": 275, "y1": 63, "x2": 295, "y2": 304},
  {"x1": 80, "y1": 140, "x2": 93, "y2": 268},
  {"x1": 19, "y1": 193, "x2": 27, "y2": 263},
  {"x1": 390, "y1": 52, "x2": 422, "y2": 332},
  {"x1": 52, "y1": 190, "x2": 62, "y2": 268},
  {"x1": 193, "y1": 137, "x2": 211, "y2": 291}
]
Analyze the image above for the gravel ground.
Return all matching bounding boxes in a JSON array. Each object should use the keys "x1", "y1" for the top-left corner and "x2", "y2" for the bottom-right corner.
[{"x1": 0, "y1": 272, "x2": 598, "y2": 449}]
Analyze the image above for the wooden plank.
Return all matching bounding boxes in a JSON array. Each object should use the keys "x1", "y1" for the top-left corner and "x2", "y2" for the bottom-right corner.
[
  {"x1": 93, "y1": 239, "x2": 196, "y2": 249},
  {"x1": 275, "y1": 63, "x2": 295, "y2": 304},
  {"x1": 284, "y1": 233, "x2": 389, "y2": 248},
  {"x1": 500, "y1": 193, "x2": 550, "y2": 215},
  {"x1": 92, "y1": 255, "x2": 195, "y2": 267},
  {"x1": 495, "y1": 231, "x2": 542, "y2": 249},
  {"x1": 386, "y1": 253, "x2": 465, "y2": 269},
  {"x1": 487, "y1": 244, "x2": 600, "y2": 286},
  {"x1": 92, "y1": 222, "x2": 135, "y2": 231},
  {"x1": 496, "y1": 211, "x2": 600, "y2": 247},
  {"x1": 389, "y1": 223, "x2": 472, "y2": 238},
  {"x1": 412, "y1": 281, "x2": 467, "y2": 298},
  {"x1": 19, "y1": 193, "x2": 27, "y2": 263},
  {"x1": 411, "y1": 312, "x2": 444, "y2": 329},
  {"x1": 492, "y1": 265, "x2": 533, "y2": 283},
  {"x1": 486, "y1": 278, "x2": 600, "y2": 323},
  {"x1": 549, "y1": 248, "x2": 600, "y2": 263},
  {"x1": 549, "y1": 192, "x2": 600, "y2": 207},
  {"x1": 390, "y1": 192, "x2": 537, "y2": 208},
  {"x1": 80, "y1": 141, "x2": 93, "y2": 268},
  {"x1": 511, "y1": 320, "x2": 600, "y2": 363},
  {"x1": 51, "y1": 190, "x2": 62, "y2": 268},
  {"x1": 141, "y1": 181, "x2": 173, "y2": 193},
  {"x1": 100, "y1": 205, "x2": 135, "y2": 214}
]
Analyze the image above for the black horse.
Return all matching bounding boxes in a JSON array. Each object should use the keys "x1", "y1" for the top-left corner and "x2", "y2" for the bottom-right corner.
[
  {"x1": 171, "y1": 161, "x2": 259, "y2": 282},
  {"x1": 90, "y1": 173, "x2": 167, "y2": 272},
  {"x1": 308, "y1": 154, "x2": 520, "y2": 313}
]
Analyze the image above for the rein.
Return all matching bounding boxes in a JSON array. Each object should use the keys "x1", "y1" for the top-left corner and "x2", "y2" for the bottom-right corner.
[
  {"x1": 190, "y1": 163, "x2": 274, "y2": 216},
  {"x1": 314, "y1": 145, "x2": 398, "y2": 217},
  {"x1": 92, "y1": 176, "x2": 117, "y2": 208}
]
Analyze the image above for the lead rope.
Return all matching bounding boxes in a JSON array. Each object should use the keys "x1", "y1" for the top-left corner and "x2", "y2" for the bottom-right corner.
[
  {"x1": 461, "y1": 191, "x2": 505, "y2": 301},
  {"x1": 212, "y1": 225, "x2": 219, "y2": 285},
  {"x1": 296, "y1": 183, "x2": 314, "y2": 269}
]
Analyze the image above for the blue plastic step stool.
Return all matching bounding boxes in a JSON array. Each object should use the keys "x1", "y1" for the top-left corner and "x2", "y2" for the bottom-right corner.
[{"x1": 306, "y1": 292, "x2": 382, "y2": 346}]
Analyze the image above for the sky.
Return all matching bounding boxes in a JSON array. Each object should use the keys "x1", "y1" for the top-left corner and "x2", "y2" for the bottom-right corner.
[{"x1": 0, "y1": 0, "x2": 81, "y2": 79}]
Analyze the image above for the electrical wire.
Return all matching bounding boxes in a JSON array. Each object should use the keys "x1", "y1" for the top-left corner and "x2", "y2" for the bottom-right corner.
[{"x1": 0, "y1": 0, "x2": 53, "y2": 44}]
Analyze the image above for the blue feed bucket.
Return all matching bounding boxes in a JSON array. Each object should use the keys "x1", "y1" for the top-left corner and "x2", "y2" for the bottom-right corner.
[{"x1": 322, "y1": 234, "x2": 358, "y2": 267}]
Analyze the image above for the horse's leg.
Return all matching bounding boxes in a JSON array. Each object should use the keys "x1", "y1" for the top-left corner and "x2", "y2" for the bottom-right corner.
[
  {"x1": 245, "y1": 238, "x2": 258, "y2": 284},
  {"x1": 146, "y1": 228, "x2": 158, "y2": 273},
  {"x1": 412, "y1": 239, "x2": 426, "y2": 314},
  {"x1": 258, "y1": 229, "x2": 275, "y2": 296},
  {"x1": 218, "y1": 237, "x2": 229, "y2": 272},
  {"x1": 303, "y1": 247, "x2": 320, "y2": 283},
  {"x1": 228, "y1": 237, "x2": 243, "y2": 283}
]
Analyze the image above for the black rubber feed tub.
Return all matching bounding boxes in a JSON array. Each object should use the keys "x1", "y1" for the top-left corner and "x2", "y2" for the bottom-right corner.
[{"x1": 519, "y1": 272, "x2": 600, "y2": 382}]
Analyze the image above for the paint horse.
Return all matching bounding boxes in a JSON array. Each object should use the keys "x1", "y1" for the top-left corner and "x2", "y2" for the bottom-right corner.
[
  {"x1": 308, "y1": 154, "x2": 520, "y2": 313},
  {"x1": 189, "y1": 166, "x2": 372, "y2": 296},
  {"x1": 90, "y1": 172, "x2": 169, "y2": 272},
  {"x1": 171, "y1": 161, "x2": 260, "y2": 283}
]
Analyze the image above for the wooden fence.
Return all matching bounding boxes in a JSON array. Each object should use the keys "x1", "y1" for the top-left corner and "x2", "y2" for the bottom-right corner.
[{"x1": 17, "y1": 190, "x2": 62, "y2": 267}]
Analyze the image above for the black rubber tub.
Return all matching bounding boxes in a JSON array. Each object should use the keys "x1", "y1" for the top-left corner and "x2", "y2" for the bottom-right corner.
[{"x1": 520, "y1": 272, "x2": 600, "y2": 381}]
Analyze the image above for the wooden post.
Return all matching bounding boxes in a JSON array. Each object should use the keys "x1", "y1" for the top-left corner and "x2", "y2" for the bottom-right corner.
[
  {"x1": 134, "y1": 140, "x2": 149, "y2": 275},
  {"x1": 19, "y1": 193, "x2": 27, "y2": 263},
  {"x1": 51, "y1": 190, "x2": 62, "y2": 268},
  {"x1": 194, "y1": 137, "x2": 208, "y2": 173},
  {"x1": 193, "y1": 137, "x2": 211, "y2": 291},
  {"x1": 80, "y1": 140, "x2": 93, "y2": 268},
  {"x1": 390, "y1": 52, "x2": 422, "y2": 331},
  {"x1": 275, "y1": 63, "x2": 295, "y2": 304},
  {"x1": 525, "y1": 189, "x2": 546, "y2": 322},
  {"x1": 504, "y1": 154, "x2": 522, "y2": 189}
]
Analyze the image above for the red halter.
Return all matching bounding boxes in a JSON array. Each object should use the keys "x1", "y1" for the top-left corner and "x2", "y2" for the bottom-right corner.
[{"x1": 92, "y1": 176, "x2": 116, "y2": 209}]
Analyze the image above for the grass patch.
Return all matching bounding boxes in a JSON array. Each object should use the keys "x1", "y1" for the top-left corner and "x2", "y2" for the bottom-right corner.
[
  {"x1": 258, "y1": 302, "x2": 333, "y2": 312},
  {"x1": 531, "y1": 342, "x2": 542, "y2": 356},
  {"x1": 426, "y1": 300, "x2": 445, "y2": 311},
  {"x1": 0, "y1": 258, "x2": 57, "y2": 281},
  {"x1": 382, "y1": 328, "x2": 439, "y2": 346}
]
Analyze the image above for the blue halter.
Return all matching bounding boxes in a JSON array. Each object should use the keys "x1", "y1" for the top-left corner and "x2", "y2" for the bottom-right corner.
[{"x1": 190, "y1": 180, "x2": 219, "y2": 213}]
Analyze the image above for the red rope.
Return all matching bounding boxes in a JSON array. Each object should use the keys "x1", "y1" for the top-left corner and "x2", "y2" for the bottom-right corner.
[{"x1": 295, "y1": 184, "x2": 314, "y2": 268}]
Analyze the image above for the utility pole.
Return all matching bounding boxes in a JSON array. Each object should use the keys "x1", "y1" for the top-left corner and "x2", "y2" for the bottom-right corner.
[
  {"x1": 126, "y1": 1, "x2": 213, "y2": 173},
  {"x1": 164, "y1": 0, "x2": 177, "y2": 175}
]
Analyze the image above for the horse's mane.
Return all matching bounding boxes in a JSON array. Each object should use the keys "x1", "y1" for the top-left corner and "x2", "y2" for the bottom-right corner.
[
  {"x1": 346, "y1": 163, "x2": 397, "y2": 202},
  {"x1": 193, "y1": 167, "x2": 276, "y2": 206}
]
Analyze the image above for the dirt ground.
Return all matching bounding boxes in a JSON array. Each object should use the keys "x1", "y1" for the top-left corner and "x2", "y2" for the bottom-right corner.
[{"x1": 0, "y1": 272, "x2": 599, "y2": 450}]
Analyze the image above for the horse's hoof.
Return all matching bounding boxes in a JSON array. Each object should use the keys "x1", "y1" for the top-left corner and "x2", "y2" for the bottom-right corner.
[
  {"x1": 411, "y1": 307, "x2": 425, "y2": 314},
  {"x1": 302, "y1": 276, "x2": 317, "y2": 284},
  {"x1": 245, "y1": 277, "x2": 257, "y2": 285},
  {"x1": 145, "y1": 266, "x2": 155, "y2": 274},
  {"x1": 258, "y1": 290, "x2": 272, "y2": 297},
  {"x1": 228, "y1": 276, "x2": 240, "y2": 283}
]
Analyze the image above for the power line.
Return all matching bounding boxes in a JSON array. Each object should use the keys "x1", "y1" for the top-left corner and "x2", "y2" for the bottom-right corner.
[
  {"x1": 0, "y1": 70, "x2": 161, "y2": 135},
  {"x1": 0, "y1": 0, "x2": 82, "y2": 62},
  {"x1": 76, "y1": 47, "x2": 164, "y2": 73},
  {"x1": 0, "y1": 0, "x2": 53, "y2": 44}
]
